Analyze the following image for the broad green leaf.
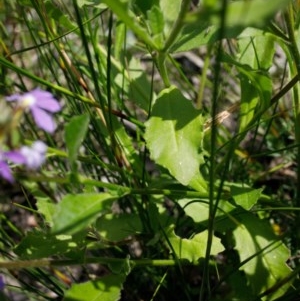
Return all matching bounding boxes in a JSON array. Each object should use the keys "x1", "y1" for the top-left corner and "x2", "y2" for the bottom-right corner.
[
  {"x1": 65, "y1": 114, "x2": 90, "y2": 169},
  {"x1": 233, "y1": 213, "x2": 292, "y2": 300},
  {"x1": 96, "y1": 203, "x2": 174, "y2": 242},
  {"x1": 230, "y1": 184, "x2": 262, "y2": 210},
  {"x1": 166, "y1": 226, "x2": 224, "y2": 263},
  {"x1": 238, "y1": 29, "x2": 275, "y2": 70},
  {"x1": 178, "y1": 184, "x2": 262, "y2": 224},
  {"x1": 14, "y1": 231, "x2": 79, "y2": 259},
  {"x1": 64, "y1": 274, "x2": 126, "y2": 301},
  {"x1": 96, "y1": 213, "x2": 143, "y2": 242},
  {"x1": 178, "y1": 198, "x2": 236, "y2": 224},
  {"x1": 145, "y1": 86, "x2": 206, "y2": 190},
  {"x1": 52, "y1": 193, "x2": 117, "y2": 235}
]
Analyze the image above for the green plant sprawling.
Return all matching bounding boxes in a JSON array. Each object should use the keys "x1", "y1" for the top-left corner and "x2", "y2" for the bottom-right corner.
[{"x1": 0, "y1": 0, "x2": 300, "y2": 300}]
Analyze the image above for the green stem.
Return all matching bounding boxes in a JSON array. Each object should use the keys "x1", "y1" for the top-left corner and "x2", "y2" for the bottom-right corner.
[
  {"x1": 285, "y1": 6, "x2": 300, "y2": 78},
  {"x1": 199, "y1": 0, "x2": 228, "y2": 300},
  {"x1": 0, "y1": 257, "x2": 191, "y2": 270},
  {"x1": 196, "y1": 47, "x2": 212, "y2": 109},
  {"x1": 156, "y1": 52, "x2": 171, "y2": 87},
  {"x1": 163, "y1": 0, "x2": 191, "y2": 52},
  {"x1": 156, "y1": 0, "x2": 191, "y2": 87},
  {"x1": 19, "y1": 173, "x2": 214, "y2": 198}
]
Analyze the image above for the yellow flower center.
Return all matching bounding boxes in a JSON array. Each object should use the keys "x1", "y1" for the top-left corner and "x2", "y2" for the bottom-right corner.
[{"x1": 20, "y1": 95, "x2": 36, "y2": 108}]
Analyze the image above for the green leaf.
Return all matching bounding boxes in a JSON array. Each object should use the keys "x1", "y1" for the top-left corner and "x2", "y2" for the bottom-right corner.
[
  {"x1": 178, "y1": 198, "x2": 236, "y2": 224},
  {"x1": 234, "y1": 29, "x2": 275, "y2": 132},
  {"x1": 230, "y1": 184, "x2": 262, "y2": 210},
  {"x1": 223, "y1": 0, "x2": 291, "y2": 28},
  {"x1": 133, "y1": 0, "x2": 159, "y2": 15},
  {"x1": 64, "y1": 274, "x2": 126, "y2": 301},
  {"x1": 171, "y1": 0, "x2": 291, "y2": 52},
  {"x1": 114, "y1": 21, "x2": 126, "y2": 60},
  {"x1": 165, "y1": 226, "x2": 224, "y2": 263},
  {"x1": 145, "y1": 86, "x2": 206, "y2": 190},
  {"x1": 115, "y1": 57, "x2": 155, "y2": 111},
  {"x1": 96, "y1": 203, "x2": 174, "y2": 242},
  {"x1": 147, "y1": 5, "x2": 164, "y2": 35},
  {"x1": 128, "y1": 57, "x2": 155, "y2": 112},
  {"x1": 186, "y1": 0, "x2": 291, "y2": 29},
  {"x1": 160, "y1": 0, "x2": 182, "y2": 34},
  {"x1": 36, "y1": 198, "x2": 56, "y2": 227},
  {"x1": 170, "y1": 23, "x2": 219, "y2": 53},
  {"x1": 100, "y1": 0, "x2": 157, "y2": 49},
  {"x1": 222, "y1": 52, "x2": 273, "y2": 101},
  {"x1": 111, "y1": 115, "x2": 144, "y2": 178},
  {"x1": 237, "y1": 29, "x2": 275, "y2": 70},
  {"x1": 65, "y1": 114, "x2": 90, "y2": 169},
  {"x1": 147, "y1": 5, "x2": 164, "y2": 48},
  {"x1": 44, "y1": 1, "x2": 76, "y2": 30},
  {"x1": 221, "y1": 53, "x2": 272, "y2": 131},
  {"x1": 107, "y1": 257, "x2": 131, "y2": 275},
  {"x1": 239, "y1": 70, "x2": 272, "y2": 130},
  {"x1": 233, "y1": 213, "x2": 292, "y2": 300},
  {"x1": 228, "y1": 271, "x2": 255, "y2": 300},
  {"x1": 96, "y1": 213, "x2": 143, "y2": 242},
  {"x1": 14, "y1": 231, "x2": 80, "y2": 259},
  {"x1": 238, "y1": 73, "x2": 260, "y2": 132},
  {"x1": 52, "y1": 193, "x2": 117, "y2": 235}
]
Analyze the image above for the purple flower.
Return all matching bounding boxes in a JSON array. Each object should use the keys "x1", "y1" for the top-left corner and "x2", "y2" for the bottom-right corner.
[
  {"x1": 0, "y1": 149, "x2": 25, "y2": 182},
  {"x1": 6, "y1": 88, "x2": 61, "y2": 133},
  {"x1": 20, "y1": 141, "x2": 47, "y2": 170}
]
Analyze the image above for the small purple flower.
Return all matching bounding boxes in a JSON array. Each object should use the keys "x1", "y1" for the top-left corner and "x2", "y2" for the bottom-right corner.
[
  {"x1": 0, "y1": 149, "x2": 25, "y2": 182},
  {"x1": 20, "y1": 141, "x2": 47, "y2": 170},
  {"x1": 6, "y1": 88, "x2": 61, "y2": 133}
]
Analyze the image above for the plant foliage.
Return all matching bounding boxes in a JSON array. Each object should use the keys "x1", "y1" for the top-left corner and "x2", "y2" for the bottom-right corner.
[{"x1": 0, "y1": 0, "x2": 300, "y2": 300}]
